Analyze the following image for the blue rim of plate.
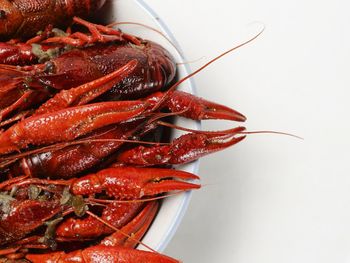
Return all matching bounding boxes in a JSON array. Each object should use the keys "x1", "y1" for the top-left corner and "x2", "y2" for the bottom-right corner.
[{"x1": 134, "y1": 0, "x2": 201, "y2": 252}]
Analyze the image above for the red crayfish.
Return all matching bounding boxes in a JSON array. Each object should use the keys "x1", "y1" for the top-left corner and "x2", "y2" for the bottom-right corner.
[
  {"x1": 0, "y1": 0, "x2": 106, "y2": 40},
  {"x1": 0, "y1": 14, "x2": 260, "y2": 262}
]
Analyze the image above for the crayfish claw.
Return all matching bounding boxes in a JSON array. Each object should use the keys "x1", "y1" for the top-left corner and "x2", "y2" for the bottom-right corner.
[
  {"x1": 143, "y1": 180, "x2": 201, "y2": 197},
  {"x1": 207, "y1": 134, "x2": 246, "y2": 150},
  {"x1": 197, "y1": 99, "x2": 247, "y2": 121},
  {"x1": 166, "y1": 90, "x2": 246, "y2": 121},
  {"x1": 71, "y1": 167, "x2": 200, "y2": 200}
]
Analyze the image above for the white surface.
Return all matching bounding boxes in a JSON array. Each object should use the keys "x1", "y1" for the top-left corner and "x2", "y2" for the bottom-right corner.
[{"x1": 142, "y1": 0, "x2": 350, "y2": 263}]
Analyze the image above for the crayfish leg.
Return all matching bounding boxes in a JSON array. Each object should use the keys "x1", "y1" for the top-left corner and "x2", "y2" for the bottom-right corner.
[{"x1": 147, "y1": 90, "x2": 246, "y2": 121}]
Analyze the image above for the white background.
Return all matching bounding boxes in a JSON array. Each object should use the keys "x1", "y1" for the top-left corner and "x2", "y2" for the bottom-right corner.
[{"x1": 146, "y1": 0, "x2": 350, "y2": 262}]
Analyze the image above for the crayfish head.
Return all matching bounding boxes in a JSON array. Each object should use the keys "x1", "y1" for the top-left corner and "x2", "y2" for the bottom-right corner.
[
  {"x1": 0, "y1": 0, "x2": 23, "y2": 40},
  {"x1": 145, "y1": 40, "x2": 176, "y2": 87}
]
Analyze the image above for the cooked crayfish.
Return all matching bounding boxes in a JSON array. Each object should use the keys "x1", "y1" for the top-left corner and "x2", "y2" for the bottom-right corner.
[
  {"x1": 0, "y1": 13, "x2": 262, "y2": 262},
  {"x1": 0, "y1": 0, "x2": 106, "y2": 40},
  {"x1": 4, "y1": 86, "x2": 245, "y2": 179},
  {"x1": 0, "y1": 167, "x2": 199, "y2": 262},
  {"x1": 0, "y1": 17, "x2": 176, "y2": 122}
]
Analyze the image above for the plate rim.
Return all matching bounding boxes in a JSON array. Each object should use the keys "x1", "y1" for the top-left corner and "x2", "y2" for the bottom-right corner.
[{"x1": 134, "y1": 0, "x2": 201, "y2": 252}]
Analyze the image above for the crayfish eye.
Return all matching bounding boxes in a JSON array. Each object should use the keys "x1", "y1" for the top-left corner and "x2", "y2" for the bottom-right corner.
[
  {"x1": 44, "y1": 61, "x2": 55, "y2": 73},
  {"x1": 0, "y1": 10, "x2": 6, "y2": 19}
]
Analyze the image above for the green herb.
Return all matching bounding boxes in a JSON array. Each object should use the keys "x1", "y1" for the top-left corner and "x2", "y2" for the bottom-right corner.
[
  {"x1": 52, "y1": 28, "x2": 67, "y2": 37},
  {"x1": 60, "y1": 187, "x2": 72, "y2": 205},
  {"x1": 72, "y1": 195, "x2": 88, "y2": 217},
  {"x1": 28, "y1": 185, "x2": 41, "y2": 200},
  {"x1": 60, "y1": 187, "x2": 88, "y2": 217},
  {"x1": 0, "y1": 193, "x2": 14, "y2": 214},
  {"x1": 39, "y1": 217, "x2": 63, "y2": 251},
  {"x1": 9, "y1": 187, "x2": 17, "y2": 197},
  {"x1": 31, "y1": 44, "x2": 61, "y2": 63}
]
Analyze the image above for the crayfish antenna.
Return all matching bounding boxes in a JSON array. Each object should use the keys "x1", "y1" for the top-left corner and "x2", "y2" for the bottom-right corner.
[
  {"x1": 107, "y1": 21, "x2": 182, "y2": 56},
  {"x1": 239, "y1": 130, "x2": 303, "y2": 140},
  {"x1": 151, "y1": 26, "x2": 265, "y2": 112},
  {"x1": 0, "y1": 175, "x2": 29, "y2": 190}
]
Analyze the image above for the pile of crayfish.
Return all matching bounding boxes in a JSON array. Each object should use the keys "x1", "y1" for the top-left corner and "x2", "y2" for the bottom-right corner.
[{"x1": 0, "y1": 2, "x2": 252, "y2": 262}]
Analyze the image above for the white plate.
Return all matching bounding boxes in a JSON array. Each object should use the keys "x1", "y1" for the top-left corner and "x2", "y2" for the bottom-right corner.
[{"x1": 96, "y1": 0, "x2": 200, "y2": 252}]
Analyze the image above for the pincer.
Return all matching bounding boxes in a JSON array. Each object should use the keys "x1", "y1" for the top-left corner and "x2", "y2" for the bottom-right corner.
[
  {"x1": 116, "y1": 132, "x2": 246, "y2": 166},
  {"x1": 71, "y1": 167, "x2": 200, "y2": 199},
  {"x1": 147, "y1": 90, "x2": 246, "y2": 121}
]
